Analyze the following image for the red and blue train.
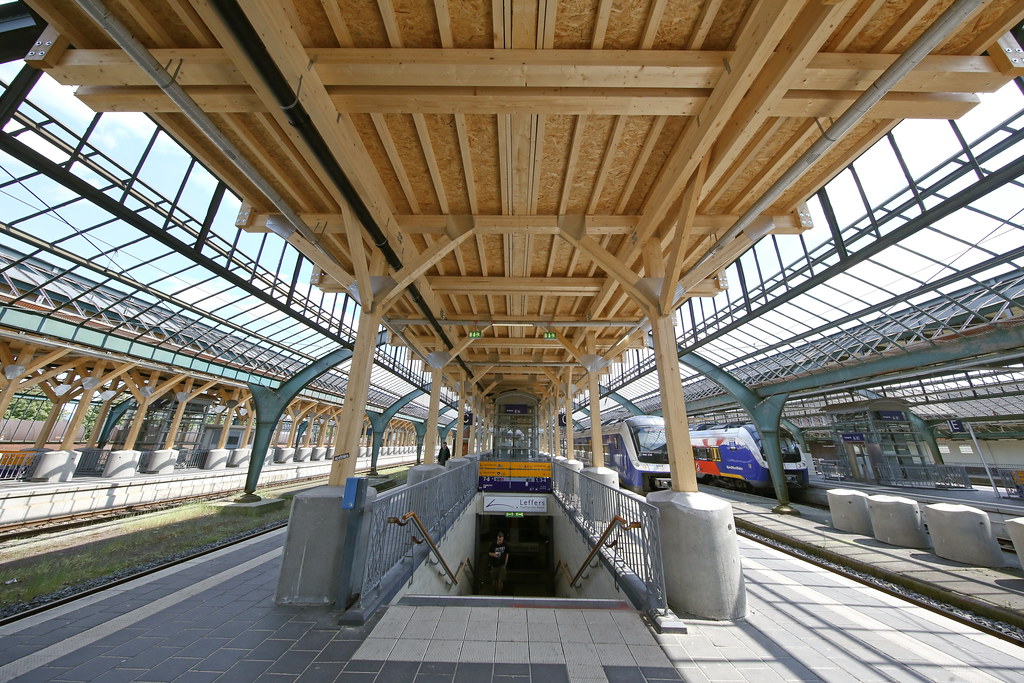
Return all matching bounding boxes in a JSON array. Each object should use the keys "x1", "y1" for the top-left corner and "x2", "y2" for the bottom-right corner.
[{"x1": 573, "y1": 416, "x2": 808, "y2": 493}]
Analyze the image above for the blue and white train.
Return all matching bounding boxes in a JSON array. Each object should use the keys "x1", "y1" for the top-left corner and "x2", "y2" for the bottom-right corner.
[{"x1": 573, "y1": 416, "x2": 808, "y2": 493}]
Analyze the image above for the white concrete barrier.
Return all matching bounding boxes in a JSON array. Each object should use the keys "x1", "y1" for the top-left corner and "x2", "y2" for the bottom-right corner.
[
  {"x1": 228, "y1": 448, "x2": 250, "y2": 468},
  {"x1": 29, "y1": 450, "x2": 79, "y2": 482},
  {"x1": 1007, "y1": 518, "x2": 1024, "y2": 560},
  {"x1": 925, "y1": 503, "x2": 1006, "y2": 567},
  {"x1": 294, "y1": 447, "x2": 312, "y2": 462},
  {"x1": 867, "y1": 495, "x2": 929, "y2": 548},
  {"x1": 274, "y1": 447, "x2": 294, "y2": 463},
  {"x1": 104, "y1": 449, "x2": 142, "y2": 478},
  {"x1": 310, "y1": 447, "x2": 326, "y2": 461},
  {"x1": 203, "y1": 448, "x2": 230, "y2": 470},
  {"x1": 827, "y1": 488, "x2": 873, "y2": 535},
  {"x1": 143, "y1": 448, "x2": 178, "y2": 475}
]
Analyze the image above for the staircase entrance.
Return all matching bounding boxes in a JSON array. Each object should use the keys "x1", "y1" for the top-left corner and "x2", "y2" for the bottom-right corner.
[{"x1": 476, "y1": 514, "x2": 553, "y2": 597}]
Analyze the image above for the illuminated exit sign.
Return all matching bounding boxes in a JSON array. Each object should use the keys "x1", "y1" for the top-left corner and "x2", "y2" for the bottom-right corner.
[
  {"x1": 468, "y1": 330, "x2": 482, "y2": 338},
  {"x1": 543, "y1": 332, "x2": 556, "y2": 340}
]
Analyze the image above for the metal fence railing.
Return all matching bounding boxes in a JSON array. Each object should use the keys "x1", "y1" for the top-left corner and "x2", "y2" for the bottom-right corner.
[
  {"x1": 358, "y1": 462, "x2": 479, "y2": 609},
  {"x1": 819, "y1": 461, "x2": 852, "y2": 480},
  {"x1": 551, "y1": 462, "x2": 668, "y2": 620},
  {"x1": 0, "y1": 450, "x2": 37, "y2": 481},
  {"x1": 873, "y1": 463, "x2": 972, "y2": 489},
  {"x1": 75, "y1": 448, "x2": 111, "y2": 476},
  {"x1": 175, "y1": 448, "x2": 208, "y2": 469},
  {"x1": 999, "y1": 469, "x2": 1024, "y2": 498}
]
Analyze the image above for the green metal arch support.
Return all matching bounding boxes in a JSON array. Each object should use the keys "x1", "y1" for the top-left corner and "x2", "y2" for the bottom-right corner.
[
  {"x1": 367, "y1": 388, "x2": 427, "y2": 472},
  {"x1": 680, "y1": 352, "x2": 796, "y2": 513},
  {"x1": 239, "y1": 344, "x2": 353, "y2": 501}
]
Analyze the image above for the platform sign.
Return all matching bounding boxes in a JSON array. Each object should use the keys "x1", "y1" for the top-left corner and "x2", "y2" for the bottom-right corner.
[
  {"x1": 478, "y1": 460, "x2": 552, "y2": 493},
  {"x1": 947, "y1": 419, "x2": 966, "y2": 433},
  {"x1": 875, "y1": 410, "x2": 905, "y2": 421},
  {"x1": 841, "y1": 433, "x2": 865, "y2": 442},
  {"x1": 502, "y1": 404, "x2": 530, "y2": 415},
  {"x1": 558, "y1": 412, "x2": 567, "y2": 427}
]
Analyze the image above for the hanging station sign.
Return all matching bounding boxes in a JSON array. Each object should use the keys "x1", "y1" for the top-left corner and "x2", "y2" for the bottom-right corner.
[{"x1": 478, "y1": 460, "x2": 552, "y2": 493}]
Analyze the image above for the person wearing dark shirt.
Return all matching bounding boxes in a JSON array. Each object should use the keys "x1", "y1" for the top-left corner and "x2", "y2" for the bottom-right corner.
[
  {"x1": 437, "y1": 441, "x2": 451, "y2": 465},
  {"x1": 488, "y1": 531, "x2": 510, "y2": 594}
]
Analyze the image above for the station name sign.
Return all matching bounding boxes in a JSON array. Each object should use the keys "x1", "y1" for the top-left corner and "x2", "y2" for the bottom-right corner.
[{"x1": 483, "y1": 495, "x2": 548, "y2": 513}]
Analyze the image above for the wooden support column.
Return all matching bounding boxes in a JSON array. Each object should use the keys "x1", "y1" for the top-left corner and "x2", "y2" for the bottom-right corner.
[
  {"x1": 552, "y1": 392, "x2": 562, "y2": 458},
  {"x1": 587, "y1": 369, "x2": 604, "y2": 468},
  {"x1": 34, "y1": 393, "x2": 71, "y2": 449},
  {"x1": 424, "y1": 369, "x2": 443, "y2": 464},
  {"x1": 455, "y1": 377, "x2": 467, "y2": 458},
  {"x1": 650, "y1": 313, "x2": 697, "y2": 492},
  {"x1": 330, "y1": 308, "x2": 384, "y2": 485}
]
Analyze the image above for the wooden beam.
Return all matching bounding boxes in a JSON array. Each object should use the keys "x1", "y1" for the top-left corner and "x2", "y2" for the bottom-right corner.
[{"x1": 426, "y1": 276, "x2": 606, "y2": 295}]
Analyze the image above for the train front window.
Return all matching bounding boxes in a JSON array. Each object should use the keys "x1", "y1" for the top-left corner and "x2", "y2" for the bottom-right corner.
[{"x1": 634, "y1": 425, "x2": 668, "y2": 463}]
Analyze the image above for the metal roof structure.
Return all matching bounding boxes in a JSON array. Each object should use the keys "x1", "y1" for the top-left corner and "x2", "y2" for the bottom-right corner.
[{"x1": 0, "y1": 1, "x2": 1023, "y2": 438}]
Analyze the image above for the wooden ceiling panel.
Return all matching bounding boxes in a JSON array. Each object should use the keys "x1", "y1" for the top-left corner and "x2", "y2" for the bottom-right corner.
[
  {"x1": 337, "y1": 0, "x2": 392, "y2": 47},
  {"x1": 448, "y1": 0, "x2": 494, "y2": 48},
  {"x1": 28, "y1": 0, "x2": 1024, "y2": 397},
  {"x1": 351, "y1": 112, "x2": 415, "y2": 214}
]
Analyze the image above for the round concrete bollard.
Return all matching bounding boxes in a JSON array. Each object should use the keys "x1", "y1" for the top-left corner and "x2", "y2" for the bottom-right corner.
[
  {"x1": 203, "y1": 448, "x2": 230, "y2": 470},
  {"x1": 310, "y1": 447, "x2": 326, "y2": 461},
  {"x1": 274, "y1": 447, "x2": 294, "y2": 463},
  {"x1": 29, "y1": 450, "x2": 79, "y2": 482},
  {"x1": 103, "y1": 449, "x2": 142, "y2": 478},
  {"x1": 294, "y1": 447, "x2": 312, "y2": 462},
  {"x1": 867, "y1": 495, "x2": 929, "y2": 548},
  {"x1": 925, "y1": 503, "x2": 1006, "y2": 567},
  {"x1": 227, "y1": 448, "x2": 251, "y2": 468},
  {"x1": 1007, "y1": 518, "x2": 1024, "y2": 563},
  {"x1": 563, "y1": 459, "x2": 584, "y2": 473},
  {"x1": 647, "y1": 490, "x2": 746, "y2": 620},
  {"x1": 406, "y1": 463, "x2": 446, "y2": 486},
  {"x1": 827, "y1": 488, "x2": 873, "y2": 535},
  {"x1": 142, "y1": 449, "x2": 178, "y2": 474}
]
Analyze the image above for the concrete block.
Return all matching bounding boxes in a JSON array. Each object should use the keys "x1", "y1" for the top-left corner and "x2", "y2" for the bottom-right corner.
[
  {"x1": 29, "y1": 450, "x2": 80, "y2": 482},
  {"x1": 203, "y1": 448, "x2": 230, "y2": 470},
  {"x1": 925, "y1": 503, "x2": 1006, "y2": 567},
  {"x1": 563, "y1": 459, "x2": 584, "y2": 473},
  {"x1": 228, "y1": 448, "x2": 250, "y2": 467},
  {"x1": 1007, "y1": 518, "x2": 1024, "y2": 561},
  {"x1": 647, "y1": 490, "x2": 746, "y2": 620},
  {"x1": 274, "y1": 447, "x2": 294, "y2": 463},
  {"x1": 406, "y1": 464, "x2": 446, "y2": 487},
  {"x1": 827, "y1": 488, "x2": 873, "y2": 535},
  {"x1": 212, "y1": 498, "x2": 287, "y2": 516},
  {"x1": 142, "y1": 449, "x2": 178, "y2": 475},
  {"x1": 295, "y1": 447, "x2": 312, "y2": 462},
  {"x1": 275, "y1": 485, "x2": 376, "y2": 606},
  {"x1": 103, "y1": 450, "x2": 142, "y2": 478},
  {"x1": 325, "y1": 447, "x2": 334, "y2": 458},
  {"x1": 867, "y1": 495, "x2": 929, "y2": 548},
  {"x1": 311, "y1": 447, "x2": 326, "y2": 461},
  {"x1": 582, "y1": 466, "x2": 619, "y2": 488}
]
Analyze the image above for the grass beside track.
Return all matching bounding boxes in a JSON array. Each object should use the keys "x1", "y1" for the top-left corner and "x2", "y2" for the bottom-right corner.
[{"x1": 0, "y1": 467, "x2": 412, "y2": 615}]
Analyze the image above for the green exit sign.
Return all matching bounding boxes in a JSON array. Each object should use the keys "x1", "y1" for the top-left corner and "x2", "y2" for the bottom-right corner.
[
  {"x1": 543, "y1": 332, "x2": 556, "y2": 340},
  {"x1": 506, "y1": 512, "x2": 524, "y2": 518},
  {"x1": 468, "y1": 330, "x2": 482, "y2": 338}
]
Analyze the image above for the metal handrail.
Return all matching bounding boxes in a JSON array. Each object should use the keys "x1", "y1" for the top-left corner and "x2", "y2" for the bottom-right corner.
[
  {"x1": 568, "y1": 515, "x2": 642, "y2": 588},
  {"x1": 387, "y1": 511, "x2": 460, "y2": 585}
]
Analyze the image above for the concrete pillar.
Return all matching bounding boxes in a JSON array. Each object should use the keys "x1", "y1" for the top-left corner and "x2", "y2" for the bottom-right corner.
[
  {"x1": 29, "y1": 450, "x2": 79, "y2": 482},
  {"x1": 925, "y1": 503, "x2": 1006, "y2": 567},
  {"x1": 143, "y1": 449, "x2": 178, "y2": 474},
  {"x1": 103, "y1": 449, "x2": 142, "y2": 478},
  {"x1": 648, "y1": 490, "x2": 746, "y2": 619},
  {"x1": 274, "y1": 447, "x2": 294, "y2": 463},
  {"x1": 827, "y1": 489, "x2": 873, "y2": 535},
  {"x1": 866, "y1": 495, "x2": 929, "y2": 548},
  {"x1": 228, "y1": 448, "x2": 251, "y2": 468},
  {"x1": 203, "y1": 448, "x2": 230, "y2": 470},
  {"x1": 1007, "y1": 518, "x2": 1024, "y2": 561},
  {"x1": 295, "y1": 447, "x2": 312, "y2": 462},
  {"x1": 582, "y1": 466, "x2": 619, "y2": 489},
  {"x1": 311, "y1": 446, "x2": 326, "y2": 461},
  {"x1": 406, "y1": 463, "x2": 446, "y2": 486},
  {"x1": 275, "y1": 482, "x2": 377, "y2": 606},
  {"x1": 564, "y1": 459, "x2": 584, "y2": 474}
]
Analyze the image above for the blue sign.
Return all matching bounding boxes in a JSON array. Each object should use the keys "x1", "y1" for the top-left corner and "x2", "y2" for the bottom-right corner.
[
  {"x1": 875, "y1": 410, "x2": 905, "y2": 421},
  {"x1": 558, "y1": 412, "x2": 567, "y2": 427},
  {"x1": 841, "y1": 433, "x2": 865, "y2": 442},
  {"x1": 503, "y1": 404, "x2": 529, "y2": 415},
  {"x1": 947, "y1": 419, "x2": 966, "y2": 433},
  {"x1": 463, "y1": 412, "x2": 474, "y2": 425}
]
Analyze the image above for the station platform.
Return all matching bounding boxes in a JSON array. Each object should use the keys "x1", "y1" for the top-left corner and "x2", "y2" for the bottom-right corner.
[{"x1": 2, "y1": 492, "x2": 1023, "y2": 682}]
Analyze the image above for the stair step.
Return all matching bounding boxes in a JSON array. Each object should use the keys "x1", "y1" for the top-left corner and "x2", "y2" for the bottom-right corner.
[{"x1": 398, "y1": 594, "x2": 635, "y2": 610}]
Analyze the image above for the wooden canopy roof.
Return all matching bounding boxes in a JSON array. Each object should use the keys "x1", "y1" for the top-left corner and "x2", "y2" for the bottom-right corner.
[{"x1": 25, "y1": 0, "x2": 1024, "y2": 399}]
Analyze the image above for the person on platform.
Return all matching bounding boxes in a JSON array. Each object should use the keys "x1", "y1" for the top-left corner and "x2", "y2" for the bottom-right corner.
[
  {"x1": 488, "y1": 530, "x2": 510, "y2": 594},
  {"x1": 437, "y1": 441, "x2": 451, "y2": 465}
]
